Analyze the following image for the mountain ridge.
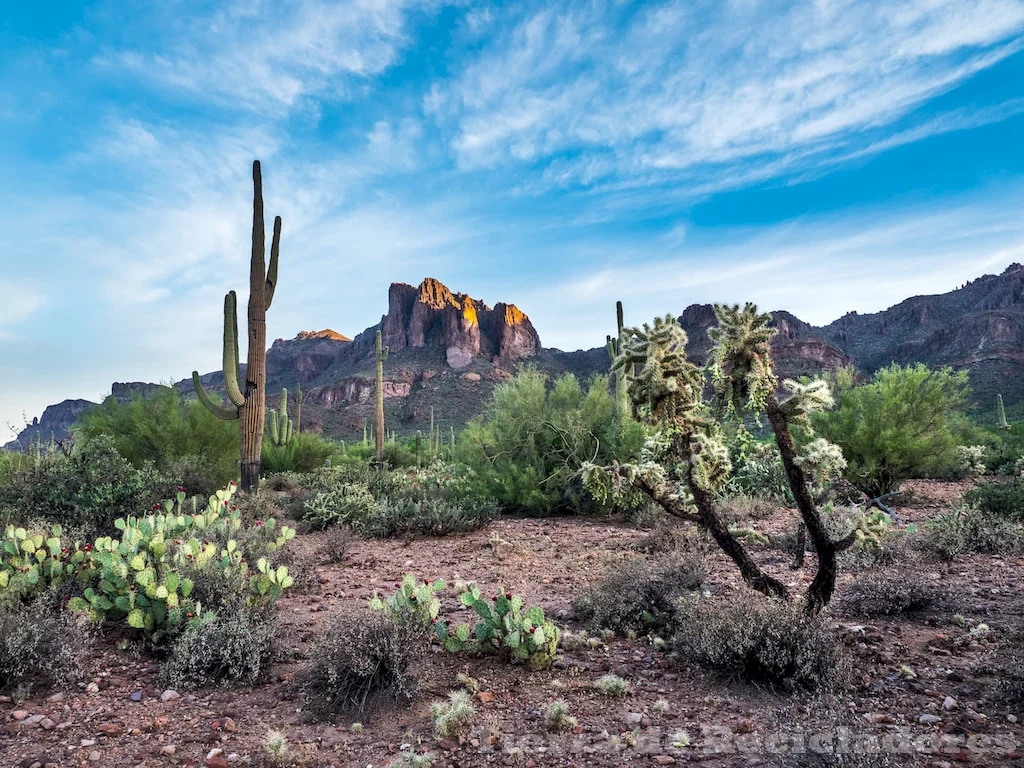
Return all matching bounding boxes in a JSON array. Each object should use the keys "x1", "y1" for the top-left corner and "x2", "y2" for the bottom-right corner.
[{"x1": 7, "y1": 265, "x2": 1022, "y2": 449}]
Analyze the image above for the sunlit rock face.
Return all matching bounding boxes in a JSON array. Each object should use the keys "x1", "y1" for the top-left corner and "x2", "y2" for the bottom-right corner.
[{"x1": 378, "y1": 278, "x2": 539, "y2": 370}]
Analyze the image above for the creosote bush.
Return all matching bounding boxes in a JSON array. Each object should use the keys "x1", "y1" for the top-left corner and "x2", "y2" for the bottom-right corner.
[
  {"x1": 919, "y1": 505, "x2": 1024, "y2": 560},
  {"x1": 963, "y1": 478, "x2": 1024, "y2": 521},
  {"x1": 572, "y1": 549, "x2": 706, "y2": 634},
  {"x1": 0, "y1": 594, "x2": 93, "y2": 692},
  {"x1": 300, "y1": 613, "x2": 420, "y2": 721},
  {"x1": 671, "y1": 593, "x2": 847, "y2": 691},
  {"x1": 162, "y1": 609, "x2": 277, "y2": 689},
  {"x1": 0, "y1": 436, "x2": 162, "y2": 537},
  {"x1": 839, "y1": 571, "x2": 946, "y2": 617}
]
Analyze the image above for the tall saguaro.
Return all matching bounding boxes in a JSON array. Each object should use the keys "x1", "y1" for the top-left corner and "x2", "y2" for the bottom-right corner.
[
  {"x1": 374, "y1": 330, "x2": 389, "y2": 466},
  {"x1": 606, "y1": 301, "x2": 628, "y2": 415},
  {"x1": 192, "y1": 160, "x2": 281, "y2": 492}
]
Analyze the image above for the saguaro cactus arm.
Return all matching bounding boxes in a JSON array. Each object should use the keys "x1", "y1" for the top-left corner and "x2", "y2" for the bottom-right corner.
[
  {"x1": 265, "y1": 216, "x2": 281, "y2": 310},
  {"x1": 222, "y1": 291, "x2": 246, "y2": 408},
  {"x1": 192, "y1": 372, "x2": 239, "y2": 421}
]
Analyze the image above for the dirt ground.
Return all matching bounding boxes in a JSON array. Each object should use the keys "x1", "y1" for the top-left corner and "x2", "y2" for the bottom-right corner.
[{"x1": 2, "y1": 480, "x2": 1022, "y2": 768}]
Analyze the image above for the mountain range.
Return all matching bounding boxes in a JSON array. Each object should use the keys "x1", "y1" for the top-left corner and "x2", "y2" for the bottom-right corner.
[{"x1": 7, "y1": 264, "x2": 1023, "y2": 449}]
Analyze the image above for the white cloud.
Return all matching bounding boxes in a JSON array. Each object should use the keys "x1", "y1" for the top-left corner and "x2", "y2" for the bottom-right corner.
[
  {"x1": 435, "y1": 0, "x2": 1024, "y2": 186},
  {"x1": 93, "y1": 0, "x2": 440, "y2": 115},
  {"x1": 0, "y1": 284, "x2": 44, "y2": 340}
]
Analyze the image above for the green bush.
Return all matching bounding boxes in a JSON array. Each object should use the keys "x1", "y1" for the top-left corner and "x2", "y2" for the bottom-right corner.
[
  {"x1": 300, "y1": 613, "x2": 421, "y2": 721},
  {"x1": 0, "y1": 435, "x2": 162, "y2": 537},
  {"x1": 458, "y1": 367, "x2": 645, "y2": 515},
  {"x1": 78, "y1": 387, "x2": 239, "y2": 490},
  {"x1": 572, "y1": 550, "x2": 706, "y2": 634},
  {"x1": 813, "y1": 364, "x2": 971, "y2": 496},
  {"x1": 963, "y1": 478, "x2": 1024, "y2": 520},
  {"x1": 302, "y1": 463, "x2": 498, "y2": 537},
  {"x1": 919, "y1": 505, "x2": 1024, "y2": 560},
  {"x1": 162, "y1": 609, "x2": 277, "y2": 689},
  {"x1": 671, "y1": 594, "x2": 847, "y2": 691},
  {"x1": 354, "y1": 496, "x2": 498, "y2": 538}
]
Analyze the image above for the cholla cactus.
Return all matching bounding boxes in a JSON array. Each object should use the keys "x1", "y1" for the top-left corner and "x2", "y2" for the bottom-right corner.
[
  {"x1": 585, "y1": 301, "x2": 852, "y2": 614},
  {"x1": 431, "y1": 690, "x2": 475, "y2": 738}
]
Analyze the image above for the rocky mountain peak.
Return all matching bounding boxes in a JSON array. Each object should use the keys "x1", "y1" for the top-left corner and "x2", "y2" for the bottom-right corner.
[{"x1": 380, "y1": 278, "x2": 540, "y2": 370}]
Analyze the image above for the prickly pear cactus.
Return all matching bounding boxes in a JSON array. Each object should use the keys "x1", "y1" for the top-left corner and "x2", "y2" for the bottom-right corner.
[
  {"x1": 0, "y1": 523, "x2": 68, "y2": 604},
  {"x1": 436, "y1": 583, "x2": 560, "y2": 669},
  {"x1": 369, "y1": 573, "x2": 445, "y2": 629}
]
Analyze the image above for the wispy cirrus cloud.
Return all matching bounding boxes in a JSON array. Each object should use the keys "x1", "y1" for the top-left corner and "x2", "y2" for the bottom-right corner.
[
  {"x1": 431, "y1": 0, "x2": 1024, "y2": 187},
  {"x1": 93, "y1": 0, "x2": 442, "y2": 114}
]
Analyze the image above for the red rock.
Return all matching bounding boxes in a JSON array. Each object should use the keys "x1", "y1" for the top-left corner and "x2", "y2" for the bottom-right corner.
[{"x1": 476, "y1": 692, "x2": 496, "y2": 703}]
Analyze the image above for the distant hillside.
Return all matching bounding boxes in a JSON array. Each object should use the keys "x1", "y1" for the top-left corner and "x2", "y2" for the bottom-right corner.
[{"x1": 7, "y1": 265, "x2": 1022, "y2": 449}]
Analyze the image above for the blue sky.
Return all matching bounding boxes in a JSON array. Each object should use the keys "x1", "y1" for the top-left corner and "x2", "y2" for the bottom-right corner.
[{"x1": 2, "y1": 0, "x2": 1024, "y2": 434}]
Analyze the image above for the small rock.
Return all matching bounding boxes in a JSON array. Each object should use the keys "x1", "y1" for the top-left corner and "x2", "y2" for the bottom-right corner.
[
  {"x1": 1008, "y1": 714, "x2": 1018, "y2": 723},
  {"x1": 39, "y1": 718, "x2": 55, "y2": 730},
  {"x1": 625, "y1": 712, "x2": 645, "y2": 726},
  {"x1": 942, "y1": 696, "x2": 957, "y2": 711},
  {"x1": 206, "y1": 758, "x2": 229, "y2": 768},
  {"x1": 45, "y1": 692, "x2": 64, "y2": 703},
  {"x1": 129, "y1": 691, "x2": 143, "y2": 703},
  {"x1": 85, "y1": 683, "x2": 99, "y2": 694},
  {"x1": 919, "y1": 714, "x2": 942, "y2": 725},
  {"x1": 160, "y1": 746, "x2": 176, "y2": 757},
  {"x1": 97, "y1": 722, "x2": 121, "y2": 736},
  {"x1": 25, "y1": 714, "x2": 45, "y2": 726},
  {"x1": 159, "y1": 690, "x2": 180, "y2": 703},
  {"x1": 0, "y1": 695, "x2": 11, "y2": 703},
  {"x1": 476, "y1": 692, "x2": 495, "y2": 703},
  {"x1": 88, "y1": 752, "x2": 101, "y2": 762},
  {"x1": 80, "y1": 740, "x2": 96, "y2": 748},
  {"x1": 653, "y1": 758, "x2": 676, "y2": 766},
  {"x1": 12, "y1": 710, "x2": 29, "y2": 721}
]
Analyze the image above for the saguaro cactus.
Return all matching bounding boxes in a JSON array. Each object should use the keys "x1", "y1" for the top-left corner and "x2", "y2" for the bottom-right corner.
[
  {"x1": 192, "y1": 160, "x2": 281, "y2": 492},
  {"x1": 606, "y1": 301, "x2": 628, "y2": 415},
  {"x1": 295, "y1": 382, "x2": 304, "y2": 434},
  {"x1": 268, "y1": 389, "x2": 294, "y2": 446},
  {"x1": 375, "y1": 330, "x2": 389, "y2": 465},
  {"x1": 997, "y1": 393, "x2": 1011, "y2": 431}
]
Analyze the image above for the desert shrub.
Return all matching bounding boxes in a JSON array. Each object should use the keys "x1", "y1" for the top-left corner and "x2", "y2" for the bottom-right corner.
[
  {"x1": 0, "y1": 594, "x2": 93, "y2": 692},
  {"x1": 839, "y1": 571, "x2": 946, "y2": 616},
  {"x1": 963, "y1": 478, "x2": 1024, "y2": 520},
  {"x1": 727, "y1": 441, "x2": 793, "y2": 504},
  {"x1": 919, "y1": 505, "x2": 1024, "y2": 560},
  {"x1": 303, "y1": 463, "x2": 498, "y2": 537},
  {"x1": 813, "y1": 364, "x2": 971, "y2": 496},
  {"x1": 953, "y1": 445, "x2": 988, "y2": 478},
  {"x1": 0, "y1": 435, "x2": 162, "y2": 537},
  {"x1": 162, "y1": 609, "x2": 276, "y2": 689},
  {"x1": 458, "y1": 367, "x2": 645, "y2": 515},
  {"x1": 317, "y1": 526, "x2": 353, "y2": 564},
  {"x1": 573, "y1": 550, "x2": 706, "y2": 634},
  {"x1": 717, "y1": 492, "x2": 777, "y2": 524},
  {"x1": 355, "y1": 496, "x2": 498, "y2": 538},
  {"x1": 77, "y1": 387, "x2": 239, "y2": 489},
  {"x1": 159, "y1": 454, "x2": 231, "y2": 498},
  {"x1": 304, "y1": 483, "x2": 377, "y2": 530},
  {"x1": 300, "y1": 613, "x2": 420, "y2": 721},
  {"x1": 671, "y1": 594, "x2": 847, "y2": 691}
]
